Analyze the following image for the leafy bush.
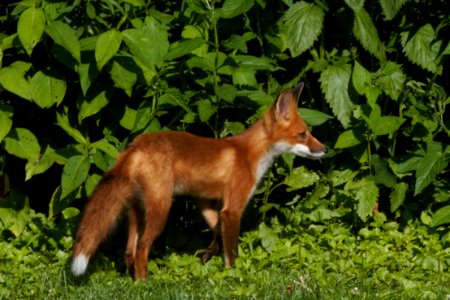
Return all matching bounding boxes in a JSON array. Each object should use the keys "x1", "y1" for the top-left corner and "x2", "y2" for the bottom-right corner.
[{"x1": 0, "y1": 0, "x2": 449, "y2": 263}]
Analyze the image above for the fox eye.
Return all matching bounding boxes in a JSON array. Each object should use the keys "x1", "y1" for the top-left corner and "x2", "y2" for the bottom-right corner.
[{"x1": 299, "y1": 131, "x2": 307, "y2": 139}]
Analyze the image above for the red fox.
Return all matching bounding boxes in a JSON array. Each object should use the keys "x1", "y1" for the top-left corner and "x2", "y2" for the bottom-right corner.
[{"x1": 71, "y1": 82, "x2": 327, "y2": 280}]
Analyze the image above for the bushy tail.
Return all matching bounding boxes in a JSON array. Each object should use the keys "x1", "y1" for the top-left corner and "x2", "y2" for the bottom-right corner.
[{"x1": 71, "y1": 173, "x2": 134, "y2": 276}]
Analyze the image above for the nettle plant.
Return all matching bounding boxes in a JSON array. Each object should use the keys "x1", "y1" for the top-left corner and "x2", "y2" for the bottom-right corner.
[{"x1": 0, "y1": 0, "x2": 449, "y2": 246}]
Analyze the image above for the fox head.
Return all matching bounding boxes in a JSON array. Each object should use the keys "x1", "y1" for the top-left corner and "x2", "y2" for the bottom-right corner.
[{"x1": 264, "y1": 82, "x2": 327, "y2": 159}]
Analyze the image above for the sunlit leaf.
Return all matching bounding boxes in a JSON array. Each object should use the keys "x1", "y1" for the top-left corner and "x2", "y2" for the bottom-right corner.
[
  {"x1": 3, "y1": 128, "x2": 40, "y2": 161},
  {"x1": 352, "y1": 61, "x2": 372, "y2": 96},
  {"x1": 60, "y1": 155, "x2": 91, "y2": 199},
  {"x1": 431, "y1": 205, "x2": 450, "y2": 227},
  {"x1": 371, "y1": 116, "x2": 406, "y2": 136},
  {"x1": 165, "y1": 38, "x2": 206, "y2": 61},
  {"x1": 335, "y1": 129, "x2": 363, "y2": 148},
  {"x1": 401, "y1": 24, "x2": 443, "y2": 74},
  {"x1": 56, "y1": 112, "x2": 87, "y2": 144},
  {"x1": 319, "y1": 62, "x2": 354, "y2": 128},
  {"x1": 25, "y1": 146, "x2": 57, "y2": 181},
  {"x1": 376, "y1": 62, "x2": 406, "y2": 101},
  {"x1": 29, "y1": 71, "x2": 66, "y2": 108},
  {"x1": 110, "y1": 61, "x2": 137, "y2": 97},
  {"x1": 197, "y1": 100, "x2": 217, "y2": 122},
  {"x1": 122, "y1": 17, "x2": 169, "y2": 71},
  {"x1": 218, "y1": 0, "x2": 254, "y2": 19},
  {"x1": 299, "y1": 108, "x2": 333, "y2": 126},
  {"x1": 415, "y1": 144, "x2": 449, "y2": 195},
  {"x1": 284, "y1": 166, "x2": 320, "y2": 190},
  {"x1": 390, "y1": 182, "x2": 408, "y2": 212},
  {"x1": 279, "y1": 1, "x2": 324, "y2": 57},
  {"x1": 348, "y1": 4, "x2": 386, "y2": 61},
  {"x1": 380, "y1": 0, "x2": 408, "y2": 20},
  {"x1": 91, "y1": 139, "x2": 119, "y2": 159},
  {"x1": 18, "y1": 7, "x2": 46, "y2": 56},
  {"x1": 0, "y1": 110, "x2": 12, "y2": 142},
  {"x1": 46, "y1": 21, "x2": 81, "y2": 62},
  {"x1": 0, "y1": 61, "x2": 32, "y2": 100},
  {"x1": 95, "y1": 29, "x2": 122, "y2": 70},
  {"x1": 78, "y1": 89, "x2": 110, "y2": 122},
  {"x1": 348, "y1": 178, "x2": 379, "y2": 220}
]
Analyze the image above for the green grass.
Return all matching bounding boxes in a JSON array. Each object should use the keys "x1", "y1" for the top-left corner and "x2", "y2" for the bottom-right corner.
[{"x1": 1, "y1": 220, "x2": 449, "y2": 300}]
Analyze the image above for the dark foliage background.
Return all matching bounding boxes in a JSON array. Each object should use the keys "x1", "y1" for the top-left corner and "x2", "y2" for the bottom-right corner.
[{"x1": 0, "y1": 0, "x2": 449, "y2": 250}]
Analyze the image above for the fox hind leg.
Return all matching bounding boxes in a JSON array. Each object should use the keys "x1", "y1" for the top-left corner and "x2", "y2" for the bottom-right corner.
[
  {"x1": 133, "y1": 190, "x2": 172, "y2": 280},
  {"x1": 197, "y1": 199, "x2": 221, "y2": 262},
  {"x1": 125, "y1": 204, "x2": 143, "y2": 275}
]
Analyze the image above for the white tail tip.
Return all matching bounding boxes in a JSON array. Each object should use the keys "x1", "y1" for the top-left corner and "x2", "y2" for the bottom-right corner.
[{"x1": 71, "y1": 254, "x2": 89, "y2": 276}]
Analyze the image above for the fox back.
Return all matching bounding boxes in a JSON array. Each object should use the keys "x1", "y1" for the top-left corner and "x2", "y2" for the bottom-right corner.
[{"x1": 71, "y1": 82, "x2": 327, "y2": 279}]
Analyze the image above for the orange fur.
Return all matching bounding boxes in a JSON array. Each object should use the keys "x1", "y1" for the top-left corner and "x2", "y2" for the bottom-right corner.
[{"x1": 71, "y1": 82, "x2": 327, "y2": 279}]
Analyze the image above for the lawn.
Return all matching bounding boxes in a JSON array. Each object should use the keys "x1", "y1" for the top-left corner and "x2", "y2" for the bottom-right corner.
[{"x1": 1, "y1": 219, "x2": 449, "y2": 299}]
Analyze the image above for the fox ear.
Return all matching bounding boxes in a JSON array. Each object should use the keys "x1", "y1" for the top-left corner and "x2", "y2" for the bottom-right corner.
[
  {"x1": 293, "y1": 82, "x2": 304, "y2": 104},
  {"x1": 275, "y1": 90, "x2": 296, "y2": 121}
]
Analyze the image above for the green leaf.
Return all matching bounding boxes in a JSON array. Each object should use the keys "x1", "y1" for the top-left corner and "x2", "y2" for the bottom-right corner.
[
  {"x1": 91, "y1": 139, "x2": 119, "y2": 159},
  {"x1": 78, "y1": 62, "x2": 100, "y2": 95},
  {"x1": 319, "y1": 62, "x2": 354, "y2": 128},
  {"x1": 231, "y1": 68, "x2": 257, "y2": 86},
  {"x1": 25, "y1": 146, "x2": 57, "y2": 181},
  {"x1": 61, "y1": 207, "x2": 80, "y2": 220},
  {"x1": 299, "y1": 108, "x2": 333, "y2": 126},
  {"x1": 110, "y1": 61, "x2": 137, "y2": 97},
  {"x1": 18, "y1": 7, "x2": 46, "y2": 56},
  {"x1": 372, "y1": 154, "x2": 397, "y2": 188},
  {"x1": 61, "y1": 155, "x2": 91, "y2": 199},
  {"x1": 3, "y1": 128, "x2": 40, "y2": 161},
  {"x1": 49, "y1": 186, "x2": 74, "y2": 218},
  {"x1": 46, "y1": 21, "x2": 81, "y2": 63},
  {"x1": 257, "y1": 222, "x2": 279, "y2": 252},
  {"x1": 371, "y1": 116, "x2": 406, "y2": 136},
  {"x1": 279, "y1": 1, "x2": 325, "y2": 57},
  {"x1": 78, "y1": 89, "x2": 110, "y2": 122},
  {"x1": 344, "y1": 0, "x2": 364, "y2": 9},
  {"x1": 0, "y1": 207, "x2": 28, "y2": 237},
  {"x1": 29, "y1": 71, "x2": 66, "y2": 108},
  {"x1": 165, "y1": 38, "x2": 206, "y2": 61},
  {"x1": 401, "y1": 24, "x2": 443, "y2": 74},
  {"x1": 348, "y1": 4, "x2": 386, "y2": 61},
  {"x1": 56, "y1": 112, "x2": 87, "y2": 144},
  {"x1": 122, "y1": 0, "x2": 146, "y2": 6},
  {"x1": 335, "y1": 129, "x2": 363, "y2": 148},
  {"x1": 431, "y1": 205, "x2": 450, "y2": 227},
  {"x1": 122, "y1": 17, "x2": 169, "y2": 71},
  {"x1": 415, "y1": 145, "x2": 449, "y2": 195},
  {"x1": 284, "y1": 166, "x2": 320, "y2": 190},
  {"x1": 159, "y1": 88, "x2": 190, "y2": 112},
  {"x1": 181, "y1": 25, "x2": 209, "y2": 57},
  {"x1": 224, "y1": 32, "x2": 256, "y2": 53},
  {"x1": 85, "y1": 174, "x2": 102, "y2": 197},
  {"x1": 0, "y1": 61, "x2": 32, "y2": 100},
  {"x1": 197, "y1": 100, "x2": 217, "y2": 122},
  {"x1": 119, "y1": 106, "x2": 137, "y2": 130},
  {"x1": 349, "y1": 178, "x2": 379, "y2": 220},
  {"x1": 380, "y1": 0, "x2": 408, "y2": 20},
  {"x1": 390, "y1": 182, "x2": 408, "y2": 212},
  {"x1": 216, "y1": 84, "x2": 238, "y2": 103},
  {"x1": 234, "y1": 55, "x2": 276, "y2": 71},
  {"x1": 352, "y1": 61, "x2": 372, "y2": 96},
  {"x1": 95, "y1": 29, "x2": 122, "y2": 70},
  {"x1": 376, "y1": 62, "x2": 406, "y2": 101},
  {"x1": 0, "y1": 110, "x2": 12, "y2": 142},
  {"x1": 218, "y1": 0, "x2": 254, "y2": 19},
  {"x1": 330, "y1": 169, "x2": 358, "y2": 187}
]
